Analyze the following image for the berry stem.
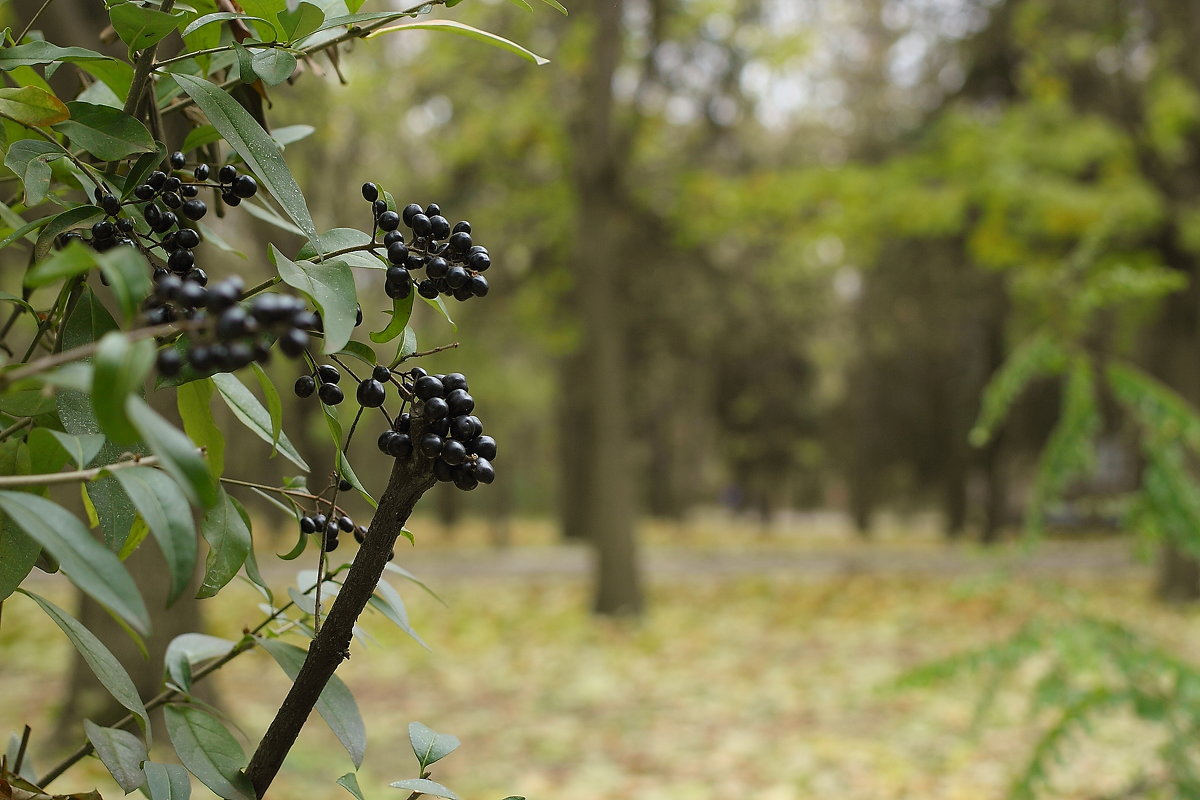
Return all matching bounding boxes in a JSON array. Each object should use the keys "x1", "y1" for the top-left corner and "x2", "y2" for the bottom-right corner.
[{"x1": 389, "y1": 341, "x2": 460, "y2": 369}]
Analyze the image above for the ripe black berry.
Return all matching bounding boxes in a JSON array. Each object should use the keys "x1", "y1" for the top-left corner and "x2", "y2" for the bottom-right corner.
[
  {"x1": 445, "y1": 266, "x2": 469, "y2": 289},
  {"x1": 373, "y1": 199, "x2": 387, "y2": 218},
  {"x1": 442, "y1": 373, "x2": 468, "y2": 392},
  {"x1": 279, "y1": 328, "x2": 308, "y2": 358},
  {"x1": 181, "y1": 199, "x2": 208, "y2": 220},
  {"x1": 446, "y1": 389, "x2": 474, "y2": 416},
  {"x1": 295, "y1": 375, "x2": 316, "y2": 398},
  {"x1": 356, "y1": 379, "x2": 386, "y2": 408},
  {"x1": 232, "y1": 175, "x2": 257, "y2": 198},
  {"x1": 472, "y1": 457, "x2": 495, "y2": 484},
  {"x1": 318, "y1": 382, "x2": 344, "y2": 405},
  {"x1": 377, "y1": 210, "x2": 401, "y2": 232},
  {"x1": 402, "y1": 203, "x2": 423, "y2": 225},
  {"x1": 147, "y1": 171, "x2": 167, "y2": 190},
  {"x1": 387, "y1": 241, "x2": 409, "y2": 265},
  {"x1": 186, "y1": 268, "x2": 208, "y2": 286},
  {"x1": 425, "y1": 203, "x2": 442, "y2": 217},
  {"x1": 372, "y1": 365, "x2": 391, "y2": 382},
  {"x1": 417, "y1": 279, "x2": 438, "y2": 299},
  {"x1": 176, "y1": 228, "x2": 201, "y2": 249},
  {"x1": 314, "y1": 514, "x2": 328, "y2": 531},
  {"x1": 469, "y1": 276, "x2": 490, "y2": 297},
  {"x1": 378, "y1": 430, "x2": 397, "y2": 453},
  {"x1": 387, "y1": 432, "x2": 412, "y2": 458},
  {"x1": 134, "y1": 184, "x2": 156, "y2": 200},
  {"x1": 424, "y1": 396, "x2": 449, "y2": 420},
  {"x1": 414, "y1": 375, "x2": 445, "y2": 400},
  {"x1": 419, "y1": 433, "x2": 444, "y2": 457},
  {"x1": 472, "y1": 435, "x2": 497, "y2": 460},
  {"x1": 395, "y1": 412, "x2": 412, "y2": 433},
  {"x1": 426, "y1": 257, "x2": 449, "y2": 279},
  {"x1": 450, "y1": 415, "x2": 474, "y2": 441},
  {"x1": 163, "y1": 176, "x2": 182, "y2": 193},
  {"x1": 156, "y1": 348, "x2": 182, "y2": 376},
  {"x1": 339, "y1": 478, "x2": 353, "y2": 491},
  {"x1": 193, "y1": 163, "x2": 210, "y2": 181},
  {"x1": 181, "y1": 184, "x2": 199, "y2": 198},
  {"x1": 316, "y1": 364, "x2": 340, "y2": 384},
  {"x1": 468, "y1": 251, "x2": 491, "y2": 271},
  {"x1": 362, "y1": 182, "x2": 379, "y2": 202},
  {"x1": 169, "y1": 151, "x2": 186, "y2": 170},
  {"x1": 448, "y1": 231, "x2": 472, "y2": 253},
  {"x1": 383, "y1": 230, "x2": 405, "y2": 246},
  {"x1": 453, "y1": 220, "x2": 471, "y2": 234},
  {"x1": 453, "y1": 471, "x2": 479, "y2": 491},
  {"x1": 338, "y1": 515, "x2": 354, "y2": 533},
  {"x1": 101, "y1": 194, "x2": 121, "y2": 216},
  {"x1": 300, "y1": 516, "x2": 316, "y2": 534},
  {"x1": 168, "y1": 249, "x2": 194, "y2": 272},
  {"x1": 410, "y1": 213, "x2": 432, "y2": 237},
  {"x1": 92, "y1": 220, "x2": 116, "y2": 240},
  {"x1": 442, "y1": 439, "x2": 466, "y2": 465},
  {"x1": 429, "y1": 215, "x2": 451, "y2": 239},
  {"x1": 218, "y1": 164, "x2": 237, "y2": 184},
  {"x1": 354, "y1": 525, "x2": 368, "y2": 544}
]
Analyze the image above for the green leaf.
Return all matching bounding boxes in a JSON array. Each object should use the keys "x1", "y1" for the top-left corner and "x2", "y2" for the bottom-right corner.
[
  {"x1": 84, "y1": 720, "x2": 148, "y2": 793},
  {"x1": 248, "y1": 362, "x2": 283, "y2": 455},
  {"x1": 0, "y1": 42, "x2": 116, "y2": 70},
  {"x1": 114, "y1": 467, "x2": 198, "y2": 606},
  {"x1": 1, "y1": 493, "x2": 150, "y2": 635},
  {"x1": 370, "y1": 578, "x2": 428, "y2": 649},
  {"x1": 93, "y1": 333, "x2": 155, "y2": 445},
  {"x1": 390, "y1": 326, "x2": 417, "y2": 367},
  {"x1": 97, "y1": 246, "x2": 153, "y2": 322},
  {"x1": 163, "y1": 705, "x2": 253, "y2": 800},
  {"x1": 122, "y1": 145, "x2": 168, "y2": 199},
  {"x1": 337, "y1": 339, "x2": 378, "y2": 367},
  {"x1": 142, "y1": 762, "x2": 192, "y2": 800},
  {"x1": 271, "y1": 124, "x2": 315, "y2": 148},
  {"x1": 181, "y1": 124, "x2": 222, "y2": 154},
  {"x1": 197, "y1": 488, "x2": 251, "y2": 598},
  {"x1": 271, "y1": 246, "x2": 357, "y2": 353},
  {"x1": 389, "y1": 779, "x2": 458, "y2": 800},
  {"x1": 250, "y1": 48, "x2": 297, "y2": 85},
  {"x1": 23, "y1": 240, "x2": 96, "y2": 287},
  {"x1": 319, "y1": 403, "x2": 376, "y2": 508},
  {"x1": 371, "y1": 291, "x2": 413, "y2": 344},
  {"x1": 257, "y1": 638, "x2": 366, "y2": 768},
  {"x1": 278, "y1": 2, "x2": 325, "y2": 42},
  {"x1": 19, "y1": 589, "x2": 149, "y2": 730},
  {"x1": 128, "y1": 396, "x2": 217, "y2": 508},
  {"x1": 3, "y1": 139, "x2": 62, "y2": 205},
  {"x1": 304, "y1": 11, "x2": 417, "y2": 39},
  {"x1": 408, "y1": 722, "x2": 460, "y2": 770},
  {"x1": 178, "y1": 378, "x2": 225, "y2": 478},
  {"x1": 53, "y1": 102, "x2": 155, "y2": 161},
  {"x1": 365, "y1": 20, "x2": 550, "y2": 66},
  {"x1": 34, "y1": 205, "x2": 104, "y2": 261},
  {"x1": 174, "y1": 73, "x2": 316, "y2": 243},
  {"x1": 181, "y1": 12, "x2": 275, "y2": 38},
  {"x1": 0, "y1": 518, "x2": 39, "y2": 601},
  {"x1": 211, "y1": 372, "x2": 309, "y2": 470},
  {"x1": 298, "y1": 227, "x2": 381, "y2": 269},
  {"x1": 164, "y1": 633, "x2": 235, "y2": 692},
  {"x1": 0, "y1": 85, "x2": 70, "y2": 125},
  {"x1": 337, "y1": 773, "x2": 366, "y2": 800},
  {"x1": 109, "y1": 2, "x2": 183, "y2": 50},
  {"x1": 419, "y1": 292, "x2": 456, "y2": 330},
  {"x1": 531, "y1": 0, "x2": 567, "y2": 13},
  {"x1": 27, "y1": 428, "x2": 105, "y2": 469},
  {"x1": 0, "y1": 213, "x2": 53, "y2": 253},
  {"x1": 971, "y1": 331, "x2": 1068, "y2": 447}
]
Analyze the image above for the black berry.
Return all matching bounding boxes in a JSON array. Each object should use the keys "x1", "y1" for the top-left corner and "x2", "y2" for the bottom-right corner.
[
  {"x1": 318, "y1": 382, "x2": 344, "y2": 405},
  {"x1": 294, "y1": 375, "x2": 316, "y2": 398}
]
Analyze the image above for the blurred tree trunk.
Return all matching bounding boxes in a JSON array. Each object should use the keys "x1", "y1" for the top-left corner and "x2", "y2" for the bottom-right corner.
[
  {"x1": 564, "y1": 0, "x2": 644, "y2": 616},
  {"x1": 557, "y1": 351, "x2": 591, "y2": 541}
]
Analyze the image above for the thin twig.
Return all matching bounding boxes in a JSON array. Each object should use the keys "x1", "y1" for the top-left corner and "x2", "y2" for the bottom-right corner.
[
  {"x1": 15, "y1": 0, "x2": 55, "y2": 42},
  {"x1": 0, "y1": 320, "x2": 194, "y2": 388},
  {"x1": 0, "y1": 417, "x2": 34, "y2": 441},
  {"x1": 391, "y1": 341, "x2": 459, "y2": 368},
  {"x1": 0, "y1": 454, "x2": 162, "y2": 487}
]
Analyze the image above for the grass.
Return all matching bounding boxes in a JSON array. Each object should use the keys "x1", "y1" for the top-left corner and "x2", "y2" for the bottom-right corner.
[{"x1": 3, "y1": 516, "x2": 1199, "y2": 800}]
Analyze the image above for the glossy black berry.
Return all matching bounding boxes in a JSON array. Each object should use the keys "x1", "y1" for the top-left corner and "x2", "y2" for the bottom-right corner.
[
  {"x1": 387, "y1": 432, "x2": 412, "y2": 458},
  {"x1": 92, "y1": 220, "x2": 116, "y2": 240},
  {"x1": 181, "y1": 184, "x2": 199, "y2": 198},
  {"x1": 316, "y1": 364, "x2": 340, "y2": 384},
  {"x1": 101, "y1": 194, "x2": 121, "y2": 216},
  {"x1": 178, "y1": 281, "x2": 206, "y2": 308},
  {"x1": 323, "y1": 533, "x2": 340, "y2": 553},
  {"x1": 339, "y1": 477, "x2": 353, "y2": 491},
  {"x1": 193, "y1": 163, "x2": 210, "y2": 181},
  {"x1": 279, "y1": 328, "x2": 309, "y2": 358},
  {"x1": 450, "y1": 415, "x2": 474, "y2": 441},
  {"x1": 318, "y1": 382, "x2": 344, "y2": 405},
  {"x1": 377, "y1": 210, "x2": 401, "y2": 232},
  {"x1": 402, "y1": 203, "x2": 423, "y2": 225},
  {"x1": 186, "y1": 268, "x2": 208, "y2": 287},
  {"x1": 426, "y1": 257, "x2": 449, "y2": 279},
  {"x1": 134, "y1": 183, "x2": 156, "y2": 200},
  {"x1": 147, "y1": 171, "x2": 167, "y2": 190},
  {"x1": 383, "y1": 230, "x2": 405, "y2": 246},
  {"x1": 338, "y1": 515, "x2": 354, "y2": 533},
  {"x1": 468, "y1": 251, "x2": 491, "y2": 271},
  {"x1": 424, "y1": 396, "x2": 449, "y2": 420},
  {"x1": 429, "y1": 215, "x2": 451, "y2": 239},
  {"x1": 362, "y1": 182, "x2": 379, "y2": 202},
  {"x1": 410, "y1": 213, "x2": 432, "y2": 237},
  {"x1": 168, "y1": 249, "x2": 194, "y2": 272},
  {"x1": 169, "y1": 151, "x2": 186, "y2": 170},
  {"x1": 156, "y1": 348, "x2": 183, "y2": 376},
  {"x1": 217, "y1": 306, "x2": 249, "y2": 340},
  {"x1": 163, "y1": 176, "x2": 182, "y2": 193},
  {"x1": 161, "y1": 191, "x2": 181, "y2": 209},
  {"x1": 453, "y1": 470, "x2": 479, "y2": 491},
  {"x1": 295, "y1": 375, "x2": 316, "y2": 398},
  {"x1": 417, "y1": 279, "x2": 438, "y2": 299},
  {"x1": 446, "y1": 389, "x2": 474, "y2": 416},
  {"x1": 356, "y1": 379, "x2": 386, "y2": 408},
  {"x1": 385, "y1": 271, "x2": 412, "y2": 300},
  {"x1": 425, "y1": 203, "x2": 441, "y2": 217},
  {"x1": 387, "y1": 241, "x2": 409, "y2": 265},
  {"x1": 354, "y1": 525, "x2": 368, "y2": 544},
  {"x1": 300, "y1": 515, "x2": 316, "y2": 534},
  {"x1": 448, "y1": 231, "x2": 472, "y2": 253},
  {"x1": 313, "y1": 514, "x2": 328, "y2": 531},
  {"x1": 453, "y1": 220, "x2": 471, "y2": 234},
  {"x1": 445, "y1": 266, "x2": 469, "y2": 289},
  {"x1": 218, "y1": 164, "x2": 237, "y2": 184},
  {"x1": 433, "y1": 459, "x2": 455, "y2": 482},
  {"x1": 414, "y1": 375, "x2": 445, "y2": 400},
  {"x1": 378, "y1": 429, "x2": 398, "y2": 454},
  {"x1": 395, "y1": 412, "x2": 412, "y2": 433},
  {"x1": 471, "y1": 435, "x2": 497, "y2": 460},
  {"x1": 181, "y1": 199, "x2": 208, "y2": 220},
  {"x1": 176, "y1": 228, "x2": 201, "y2": 249},
  {"x1": 419, "y1": 432, "x2": 444, "y2": 457},
  {"x1": 373, "y1": 199, "x2": 387, "y2": 218},
  {"x1": 472, "y1": 457, "x2": 495, "y2": 484},
  {"x1": 372, "y1": 365, "x2": 391, "y2": 382},
  {"x1": 442, "y1": 439, "x2": 467, "y2": 465}
]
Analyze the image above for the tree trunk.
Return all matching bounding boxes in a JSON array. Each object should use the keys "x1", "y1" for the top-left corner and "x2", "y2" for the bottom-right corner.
[{"x1": 566, "y1": 0, "x2": 644, "y2": 616}]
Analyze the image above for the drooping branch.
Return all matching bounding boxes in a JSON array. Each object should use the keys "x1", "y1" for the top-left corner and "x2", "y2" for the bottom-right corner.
[{"x1": 244, "y1": 443, "x2": 437, "y2": 797}]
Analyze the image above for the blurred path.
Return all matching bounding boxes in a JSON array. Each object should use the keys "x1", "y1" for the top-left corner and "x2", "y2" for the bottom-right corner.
[{"x1": 389, "y1": 537, "x2": 1144, "y2": 582}]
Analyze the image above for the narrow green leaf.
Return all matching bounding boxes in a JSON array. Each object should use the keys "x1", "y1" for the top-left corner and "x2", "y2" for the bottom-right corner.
[
  {"x1": 164, "y1": 633, "x2": 235, "y2": 692},
  {"x1": 197, "y1": 488, "x2": 251, "y2": 598},
  {"x1": 390, "y1": 326, "x2": 417, "y2": 367},
  {"x1": 337, "y1": 339, "x2": 378, "y2": 367},
  {"x1": 271, "y1": 246, "x2": 357, "y2": 353},
  {"x1": 337, "y1": 773, "x2": 366, "y2": 800},
  {"x1": 93, "y1": 333, "x2": 155, "y2": 445},
  {"x1": 142, "y1": 762, "x2": 192, "y2": 800},
  {"x1": 1, "y1": 493, "x2": 150, "y2": 634},
  {"x1": 0, "y1": 42, "x2": 116, "y2": 70},
  {"x1": 248, "y1": 362, "x2": 283, "y2": 455},
  {"x1": 84, "y1": 719, "x2": 148, "y2": 793},
  {"x1": 181, "y1": 124, "x2": 222, "y2": 154},
  {"x1": 178, "y1": 378, "x2": 225, "y2": 477},
  {"x1": 531, "y1": 0, "x2": 567, "y2": 13},
  {"x1": 173, "y1": 73, "x2": 316, "y2": 242},
  {"x1": 250, "y1": 48, "x2": 297, "y2": 85},
  {"x1": 365, "y1": 20, "x2": 550, "y2": 65},
  {"x1": 211, "y1": 372, "x2": 308, "y2": 469},
  {"x1": 97, "y1": 246, "x2": 153, "y2": 323},
  {"x1": 304, "y1": 11, "x2": 416, "y2": 39},
  {"x1": 389, "y1": 778, "x2": 458, "y2": 799},
  {"x1": 0, "y1": 213, "x2": 53, "y2": 253},
  {"x1": 370, "y1": 578, "x2": 428, "y2": 649},
  {"x1": 3, "y1": 139, "x2": 62, "y2": 206},
  {"x1": 53, "y1": 102, "x2": 155, "y2": 161},
  {"x1": 109, "y1": 2, "x2": 183, "y2": 50},
  {"x1": 19, "y1": 589, "x2": 149, "y2": 729},
  {"x1": 181, "y1": 12, "x2": 275, "y2": 38},
  {"x1": 257, "y1": 638, "x2": 366, "y2": 768},
  {"x1": 163, "y1": 705, "x2": 253, "y2": 800},
  {"x1": 319, "y1": 403, "x2": 376, "y2": 508},
  {"x1": 113, "y1": 467, "x2": 198, "y2": 606},
  {"x1": 419, "y1": 292, "x2": 456, "y2": 329},
  {"x1": 371, "y1": 291, "x2": 413, "y2": 344},
  {"x1": 0, "y1": 518, "x2": 39, "y2": 600},
  {"x1": 128, "y1": 396, "x2": 217, "y2": 508},
  {"x1": 23, "y1": 240, "x2": 96, "y2": 287},
  {"x1": 408, "y1": 722, "x2": 460, "y2": 770},
  {"x1": 0, "y1": 85, "x2": 70, "y2": 125},
  {"x1": 297, "y1": 227, "x2": 381, "y2": 269},
  {"x1": 278, "y1": 2, "x2": 324, "y2": 41},
  {"x1": 27, "y1": 428, "x2": 105, "y2": 469},
  {"x1": 34, "y1": 205, "x2": 105, "y2": 261}
]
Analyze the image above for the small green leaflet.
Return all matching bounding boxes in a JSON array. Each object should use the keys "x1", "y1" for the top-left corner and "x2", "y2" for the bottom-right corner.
[
  {"x1": 163, "y1": 705, "x2": 254, "y2": 800},
  {"x1": 0, "y1": 85, "x2": 70, "y2": 125},
  {"x1": 23, "y1": 240, "x2": 95, "y2": 287},
  {"x1": 53, "y1": 101, "x2": 155, "y2": 160},
  {"x1": 4, "y1": 139, "x2": 63, "y2": 206},
  {"x1": 182, "y1": 12, "x2": 276, "y2": 39},
  {"x1": 109, "y1": 2, "x2": 183, "y2": 50},
  {"x1": 19, "y1": 590, "x2": 149, "y2": 731},
  {"x1": 35, "y1": 204, "x2": 105, "y2": 261},
  {"x1": 113, "y1": 467, "x2": 198, "y2": 606},
  {"x1": 271, "y1": 245, "x2": 357, "y2": 353},
  {"x1": 211, "y1": 371, "x2": 308, "y2": 469},
  {"x1": 337, "y1": 773, "x2": 366, "y2": 800},
  {"x1": 164, "y1": 633, "x2": 236, "y2": 692},
  {"x1": 251, "y1": 48, "x2": 298, "y2": 86},
  {"x1": 388, "y1": 778, "x2": 458, "y2": 800},
  {"x1": 142, "y1": 762, "x2": 192, "y2": 800},
  {"x1": 365, "y1": 20, "x2": 550, "y2": 66},
  {"x1": 277, "y1": 2, "x2": 325, "y2": 42},
  {"x1": 0, "y1": 42, "x2": 116, "y2": 69},
  {"x1": 84, "y1": 720, "x2": 148, "y2": 793},
  {"x1": 371, "y1": 291, "x2": 413, "y2": 344},
  {"x1": 408, "y1": 721, "x2": 460, "y2": 770},
  {"x1": 198, "y1": 489, "x2": 252, "y2": 598}
]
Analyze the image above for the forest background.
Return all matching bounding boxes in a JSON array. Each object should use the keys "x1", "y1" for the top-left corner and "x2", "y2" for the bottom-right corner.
[{"x1": 8, "y1": 0, "x2": 1200, "y2": 798}]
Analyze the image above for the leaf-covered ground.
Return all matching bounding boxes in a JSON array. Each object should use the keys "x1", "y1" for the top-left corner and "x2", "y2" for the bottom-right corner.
[{"x1": 5, "y1": 518, "x2": 1198, "y2": 800}]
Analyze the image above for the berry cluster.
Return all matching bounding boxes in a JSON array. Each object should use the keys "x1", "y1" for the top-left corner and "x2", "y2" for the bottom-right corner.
[
  {"x1": 294, "y1": 362, "x2": 390, "y2": 407},
  {"x1": 361, "y1": 184, "x2": 491, "y2": 304},
  {"x1": 378, "y1": 368, "x2": 497, "y2": 491},
  {"x1": 154, "y1": 284, "x2": 314, "y2": 376},
  {"x1": 299, "y1": 509, "x2": 370, "y2": 554}
]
